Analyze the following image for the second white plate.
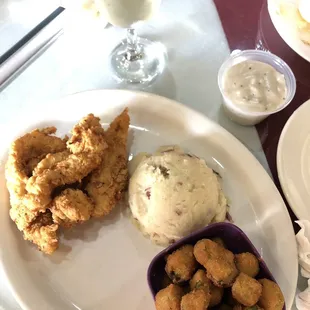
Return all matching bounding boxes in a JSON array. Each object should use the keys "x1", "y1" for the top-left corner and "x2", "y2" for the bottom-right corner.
[
  {"x1": 278, "y1": 99, "x2": 310, "y2": 220},
  {"x1": 268, "y1": 0, "x2": 310, "y2": 62}
]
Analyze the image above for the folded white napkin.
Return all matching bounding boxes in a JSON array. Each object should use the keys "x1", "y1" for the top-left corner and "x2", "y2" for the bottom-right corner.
[{"x1": 295, "y1": 220, "x2": 310, "y2": 309}]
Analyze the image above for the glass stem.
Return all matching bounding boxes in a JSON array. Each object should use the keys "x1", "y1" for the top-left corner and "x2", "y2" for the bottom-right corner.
[{"x1": 125, "y1": 28, "x2": 142, "y2": 61}]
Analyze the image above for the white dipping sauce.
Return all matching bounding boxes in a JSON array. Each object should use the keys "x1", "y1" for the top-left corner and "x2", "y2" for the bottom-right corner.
[
  {"x1": 95, "y1": 0, "x2": 161, "y2": 28},
  {"x1": 223, "y1": 60, "x2": 287, "y2": 113}
]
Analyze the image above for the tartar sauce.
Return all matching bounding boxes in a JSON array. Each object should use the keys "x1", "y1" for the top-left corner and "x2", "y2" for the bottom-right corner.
[{"x1": 223, "y1": 60, "x2": 287, "y2": 112}]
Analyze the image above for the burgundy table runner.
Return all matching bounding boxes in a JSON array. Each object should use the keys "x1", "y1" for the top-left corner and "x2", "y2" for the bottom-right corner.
[{"x1": 214, "y1": 0, "x2": 310, "y2": 231}]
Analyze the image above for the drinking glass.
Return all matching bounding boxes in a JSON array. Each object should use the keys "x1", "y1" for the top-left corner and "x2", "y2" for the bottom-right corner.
[{"x1": 96, "y1": 0, "x2": 166, "y2": 84}]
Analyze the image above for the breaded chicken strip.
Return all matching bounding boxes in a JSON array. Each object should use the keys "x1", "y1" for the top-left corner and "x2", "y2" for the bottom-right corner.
[
  {"x1": 86, "y1": 109, "x2": 129, "y2": 217},
  {"x1": 5, "y1": 127, "x2": 67, "y2": 199},
  {"x1": 24, "y1": 114, "x2": 107, "y2": 212},
  {"x1": 5, "y1": 127, "x2": 67, "y2": 231},
  {"x1": 50, "y1": 188, "x2": 94, "y2": 228},
  {"x1": 23, "y1": 210, "x2": 59, "y2": 255},
  {"x1": 9, "y1": 202, "x2": 38, "y2": 231}
]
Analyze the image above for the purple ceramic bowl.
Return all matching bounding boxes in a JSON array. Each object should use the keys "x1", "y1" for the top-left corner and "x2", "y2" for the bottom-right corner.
[{"x1": 147, "y1": 222, "x2": 285, "y2": 309}]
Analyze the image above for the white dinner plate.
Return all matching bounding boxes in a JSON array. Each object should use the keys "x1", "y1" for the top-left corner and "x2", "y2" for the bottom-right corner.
[
  {"x1": 0, "y1": 90, "x2": 297, "y2": 309},
  {"x1": 268, "y1": 0, "x2": 310, "y2": 62},
  {"x1": 278, "y1": 99, "x2": 310, "y2": 221}
]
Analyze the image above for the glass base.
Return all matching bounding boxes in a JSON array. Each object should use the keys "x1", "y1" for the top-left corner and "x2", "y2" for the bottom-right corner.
[{"x1": 110, "y1": 37, "x2": 167, "y2": 84}]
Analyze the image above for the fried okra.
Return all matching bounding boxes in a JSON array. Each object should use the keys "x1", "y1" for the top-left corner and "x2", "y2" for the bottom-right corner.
[
  {"x1": 258, "y1": 278, "x2": 285, "y2": 310},
  {"x1": 190, "y1": 269, "x2": 225, "y2": 307},
  {"x1": 155, "y1": 284, "x2": 183, "y2": 310},
  {"x1": 232, "y1": 273, "x2": 262, "y2": 307},
  {"x1": 193, "y1": 239, "x2": 239, "y2": 287},
  {"x1": 235, "y1": 252, "x2": 259, "y2": 278},
  {"x1": 189, "y1": 269, "x2": 210, "y2": 291},
  {"x1": 165, "y1": 245, "x2": 197, "y2": 284},
  {"x1": 181, "y1": 289, "x2": 210, "y2": 310}
]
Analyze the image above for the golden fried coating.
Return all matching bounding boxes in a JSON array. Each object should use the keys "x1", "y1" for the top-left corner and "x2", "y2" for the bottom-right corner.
[
  {"x1": 165, "y1": 245, "x2": 198, "y2": 284},
  {"x1": 5, "y1": 127, "x2": 67, "y2": 236},
  {"x1": 189, "y1": 269, "x2": 209, "y2": 291},
  {"x1": 9, "y1": 202, "x2": 38, "y2": 231},
  {"x1": 235, "y1": 252, "x2": 259, "y2": 278},
  {"x1": 155, "y1": 284, "x2": 183, "y2": 310},
  {"x1": 181, "y1": 289, "x2": 210, "y2": 310},
  {"x1": 258, "y1": 278, "x2": 284, "y2": 310},
  {"x1": 5, "y1": 127, "x2": 67, "y2": 196},
  {"x1": 212, "y1": 237, "x2": 226, "y2": 248},
  {"x1": 23, "y1": 211, "x2": 59, "y2": 254},
  {"x1": 5, "y1": 112, "x2": 133, "y2": 255},
  {"x1": 232, "y1": 273, "x2": 262, "y2": 307},
  {"x1": 209, "y1": 281, "x2": 224, "y2": 307},
  {"x1": 50, "y1": 189, "x2": 94, "y2": 228},
  {"x1": 24, "y1": 115, "x2": 107, "y2": 211},
  {"x1": 194, "y1": 239, "x2": 238, "y2": 287},
  {"x1": 86, "y1": 108, "x2": 129, "y2": 217},
  {"x1": 67, "y1": 114, "x2": 106, "y2": 155}
]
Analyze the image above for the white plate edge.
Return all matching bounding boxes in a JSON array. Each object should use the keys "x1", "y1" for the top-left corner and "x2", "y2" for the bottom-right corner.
[{"x1": 0, "y1": 89, "x2": 299, "y2": 309}]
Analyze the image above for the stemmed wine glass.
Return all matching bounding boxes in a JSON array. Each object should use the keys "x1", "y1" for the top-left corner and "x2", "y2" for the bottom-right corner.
[{"x1": 95, "y1": 0, "x2": 166, "y2": 84}]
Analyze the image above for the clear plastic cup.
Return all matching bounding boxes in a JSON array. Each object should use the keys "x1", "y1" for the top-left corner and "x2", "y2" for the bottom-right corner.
[{"x1": 218, "y1": 49, "x2": 296, "y2": 126}]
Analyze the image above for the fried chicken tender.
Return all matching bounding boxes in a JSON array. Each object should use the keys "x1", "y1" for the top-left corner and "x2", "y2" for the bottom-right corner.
[
  {"x1": 6, "y1": 127, "x2": 67, "y2": 232},
  {"x1": 258, "y1": 278, "x2": 284, "y2": 310},
  {"x1": 155, "y1": 284, "x2": 183, "y2": 310},
  {"x1": 50, "y1": 188, "x2": 94, "y2": 228},
  {"x1": 235, "y1": 252, "x2": 259, "y2": 278},
  {"x1": 86, "y1": 108, "x2": 130, "y2": 217},
  {"x1": 194, "y1": 239, "x2": 239, "y2": 287},
  {"x1": 232, "y1": 273, "x2": 262, "y2": 307},
  {"x1": 9, "y1": 202, "x2": 38, "y2": 231},
  {"x1": 181, "y1": 289, "x2": 210, "y2": 310},
  {"x1": 165, "y1": 245, "x2": 198, "y2": 284},
  {"x1": 24, "y1": 114, "x2": 107, "y2": 211},
  {"x1": 23, "y1": 211, "x2": 59, "y2": 254},
  {"x1": 5, "y1": 127, "x2": 67, "y2": 199}
]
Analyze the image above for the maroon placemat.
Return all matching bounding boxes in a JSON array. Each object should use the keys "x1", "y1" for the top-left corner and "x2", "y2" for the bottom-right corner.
[{"x1": 214, "y1": 0, "x2": 310, "y2": 231}]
